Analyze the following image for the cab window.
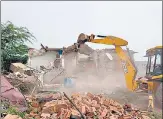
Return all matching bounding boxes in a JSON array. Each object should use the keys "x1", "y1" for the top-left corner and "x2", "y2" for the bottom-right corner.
[
  {"x1": 150, "y1": 56, "x2": 155, "y2": 73},
  {"x1": 156, "y1": 54, "x2": 161, "y2": 65},
  {"x1": 153, "y1": 54, "x2": 162, "y2": 75}
]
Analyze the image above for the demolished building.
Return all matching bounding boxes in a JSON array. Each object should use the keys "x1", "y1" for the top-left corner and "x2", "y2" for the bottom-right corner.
[{"x1": 26, "y1": 44, "x2": 138, "y2": 85}]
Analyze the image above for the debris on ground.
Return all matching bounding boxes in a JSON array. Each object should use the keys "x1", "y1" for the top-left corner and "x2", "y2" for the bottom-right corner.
[
  {"x1": 10, "y1": 62, "x2": 34, "y2": 76},
  {"x1": 3, "y1": 114, "x2": 23, "y2": 119},
  {"x1": 4, "y1": 73, "x2": 36, "y2": 94},
  {"x1": 2, "y1": 92, "x2": 152, "y2": 119},
  {"x1": 1, "y1": 75, "x2": 28, "y2": 112}
]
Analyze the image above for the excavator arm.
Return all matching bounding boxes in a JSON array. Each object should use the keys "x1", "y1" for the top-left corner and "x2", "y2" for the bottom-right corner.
[{"x1": 78, "y1": 34, "x2": 138, "y2": 91}]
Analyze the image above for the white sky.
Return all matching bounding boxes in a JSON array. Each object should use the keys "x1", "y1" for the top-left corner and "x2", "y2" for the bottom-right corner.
[{"x1": 1, "y1": 1, "x2": 162, "y2": 61}]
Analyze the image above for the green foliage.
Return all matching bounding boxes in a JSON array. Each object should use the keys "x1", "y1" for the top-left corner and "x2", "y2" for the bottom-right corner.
[
  {"x1": 148, "y1": 111, "x2": 162, "y2": 119},
  {"x1": 1, "y1": 21, "x2": 36, "y2": 71},
  {"x1": 1, "y1": 104, "x2": 27, "y2": 118},
  {"x1": 6, "y1": 106, "x2": 26, "y2": 118}
]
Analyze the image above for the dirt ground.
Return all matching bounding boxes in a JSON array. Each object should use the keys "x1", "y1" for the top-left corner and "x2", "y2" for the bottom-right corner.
[
  {"x1": 108, "y1": 88, "x2": 162, "y2": 119},
  {"x1": 45, "y1": 72, "x2": 162, "y2": 111}
]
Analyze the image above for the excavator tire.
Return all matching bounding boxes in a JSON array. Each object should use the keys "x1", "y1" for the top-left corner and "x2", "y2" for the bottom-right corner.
[{"x1": 155, "y1": 83, "x2": 162, "y2": 109}]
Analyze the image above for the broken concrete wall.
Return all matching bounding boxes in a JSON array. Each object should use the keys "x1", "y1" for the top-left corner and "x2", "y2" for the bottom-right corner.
[
  {"x1": 97, "y1": 49, "x2": 136, "y2": 72},
  {"x1": 47, "y1": 48, "x2": 136, "y2": 82},
  {"x1": 63, "y1": 52, "x2": 78, "y2": 76},
  {"x1": 1, "y1": 75, "x2": 27, "y2": 111},
  {"x1": 27, "y1": 51, "x2": 57, "y2": 70},
  {"x1": 135, "y1": 61, "x2": 147, "y2": 77},
  {"x1": 27, "y1": 50, "x2": 60, "y2": 85},
  {"x1": 59, "y1": 48, "x2": 137, "y2": 93},
  {"x1": 27, "y1": 46, "x2": 138, "y2": 91},
  {"x1": 10, "y1": 63, "x2": 28, "y2": 73}
]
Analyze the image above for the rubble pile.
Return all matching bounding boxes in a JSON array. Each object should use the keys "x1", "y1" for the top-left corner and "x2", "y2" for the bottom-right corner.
[
  {"x1": 4, "y1": 72, "x2": 36, "y2": 94},
  {"x1": 4, "y1": 92, "x2": 151, "y2": 119}
]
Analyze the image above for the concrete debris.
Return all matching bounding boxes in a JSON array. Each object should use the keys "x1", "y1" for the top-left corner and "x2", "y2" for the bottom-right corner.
[
  {"x1": 7, "y1": 92, "x2": 151, "y2": 119},
  {"x1": 10, "y1": 63, "x2": 33, "y2": 75},
  {"x1": 28, "y1": 48, "x2": 46, "y2": 58},
  {"x1": 1, "y1": 76, "x2": 28, "y2": 112},
  {"x1": 3, "y1": 114, "x2": 22, "y2": 119},
  {"x1": 62, "y1": 43, "x2": 94, "y2": 56},
  {"x1": 4, "y1": 72, "x2": 36, "y2": 94}
]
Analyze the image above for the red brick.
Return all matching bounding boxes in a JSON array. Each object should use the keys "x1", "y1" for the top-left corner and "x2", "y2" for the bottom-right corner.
[
  {"x1": 101, "y1": 108, "x2": 108, "y2": 118},
  {"x1": 92, "y1": 107, "x2": 96, "y2": 112},
  {"x1": 81, "y1": 106, "x2": 86, "y2": 114},
  {"x1": 86, "y1": 92, "x2": 94, "y2": 99},
  {"x1": 86, "y1": 112, "x2": 94, "y2": 117},
  {"x1": 93, "y1": 96, "x2": 100, "y2": 104}
]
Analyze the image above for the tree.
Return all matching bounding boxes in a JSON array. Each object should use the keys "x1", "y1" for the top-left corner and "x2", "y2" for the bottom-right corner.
[{"x1": 1, "y1": 21, "x2": 36, "y2": 71}]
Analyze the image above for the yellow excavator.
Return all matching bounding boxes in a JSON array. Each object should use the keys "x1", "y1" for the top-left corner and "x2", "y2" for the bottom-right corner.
[{"x1": 74, "y1": 33, "x2": 162, "y2": 110}]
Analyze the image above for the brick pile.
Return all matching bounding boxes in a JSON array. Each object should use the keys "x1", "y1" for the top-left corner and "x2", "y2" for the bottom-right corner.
[{"x1": 4, "y1": 92, "x2": 151, "y2": 119}]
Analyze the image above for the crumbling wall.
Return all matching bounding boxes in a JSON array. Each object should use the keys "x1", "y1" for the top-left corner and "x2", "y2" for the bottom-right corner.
[
  {"x1": 135, "y1": 61, "x2": 147, "y2": 77},
  {"x1": 34, "y1": 47, "x2": 138, "y2": 94},
  {"x1": 49, "y1": 49, "x2": 129, "y2": 94},
  {"x1": 28, "y1": 51, "x2": 57, "y2": 70}
]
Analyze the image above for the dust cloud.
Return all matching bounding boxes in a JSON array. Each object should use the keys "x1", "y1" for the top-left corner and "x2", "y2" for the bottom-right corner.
[
  {"x1": 44, "y1": 51, "x2": 127, "y2": 96},
  {"x1": 42, "y1": 51, "x2": 163, "y2": 111}
]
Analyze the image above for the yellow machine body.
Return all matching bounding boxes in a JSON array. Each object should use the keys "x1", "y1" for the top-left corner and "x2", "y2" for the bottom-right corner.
[
  {"x1": 89, "y1": 36, "x2": 138, "y2": 91},
  {"x1": 88, "y1": 36, "x2": 162, "y2": 93},
  {"x1": 143, "y1": 46, "x2": 162, "y2": 93}
]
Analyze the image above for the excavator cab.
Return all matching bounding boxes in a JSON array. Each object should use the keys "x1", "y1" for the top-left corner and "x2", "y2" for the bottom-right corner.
[
  {"x1": 143, "y1": 46, "x2": 162, "y2": 108},
  {"x1": 145, "y1": 46, "x2": 162, "y2": 78}
]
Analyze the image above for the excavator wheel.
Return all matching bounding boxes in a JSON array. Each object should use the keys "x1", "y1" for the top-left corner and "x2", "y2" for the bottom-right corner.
[{"x1": 155, "y1": 83, "x2": 162, "y2": 109}]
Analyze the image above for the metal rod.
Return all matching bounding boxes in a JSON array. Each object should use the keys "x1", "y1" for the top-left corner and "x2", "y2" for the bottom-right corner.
[
  {"x1": 149, "y1": 56, "x2": 152, "y2": 73},
  {"x1": 146, "y1": 57, "x2": 150, "y2": 74},
  {"x1": 50, "y1": 69, "x2": 64, "y2": 82},
  {"x1": 153, "y1": 54, "x2": 157, "y2": 72},
  {"x1": 63, "y1": 92, "x2": 85, "y2": 119}
]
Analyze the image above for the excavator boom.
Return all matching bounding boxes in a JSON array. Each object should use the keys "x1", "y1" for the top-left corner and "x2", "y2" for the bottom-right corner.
[
  {"x1": 90, "y1": 35, "x2": 128, "y2": 46},
  {"x1": 61, "y1": 33, "x2": 160, "y2": 110},
  {"x1": 80, "y1": 35, "x2": 138, "y2": 91},
  {"x1": 114, "y1": 46, "x2": 138, "y2": 91}
]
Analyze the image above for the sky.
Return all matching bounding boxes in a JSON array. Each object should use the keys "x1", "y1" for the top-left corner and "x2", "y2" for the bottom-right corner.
[{"x1": 1, "y1": 1, "x2": 162, "y2": 61}]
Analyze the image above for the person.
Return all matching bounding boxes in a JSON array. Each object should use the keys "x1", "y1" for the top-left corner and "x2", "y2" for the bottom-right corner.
[{"x1": 153, "y1": 64, "x2": 162, "y2": 75}]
